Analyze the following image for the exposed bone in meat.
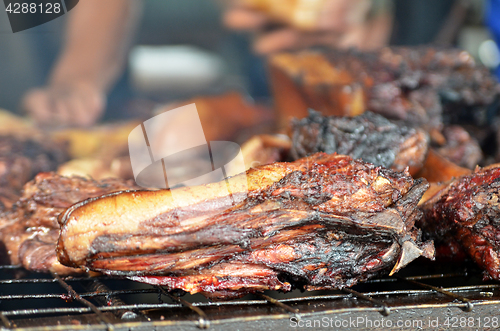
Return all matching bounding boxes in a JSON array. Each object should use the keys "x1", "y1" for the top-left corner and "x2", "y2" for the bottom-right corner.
[
  {"x1": 291, "y1": 110, "x2": 429, "y2": 175},
  {"x1": 419, "y1": 165, "x2": 500, "y2": 279},
  {"x1": 226, "y1": 134, "x2": 292, "y2": 174},
  {"x1": 57, "y1": 153, "x2": 434, "y2": 299},
  {"x1": 0, "y1": 173, "x2": 138, "y2": 274}
]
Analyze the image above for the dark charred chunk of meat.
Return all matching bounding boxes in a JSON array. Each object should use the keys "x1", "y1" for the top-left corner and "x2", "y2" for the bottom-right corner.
[
  {"x1": 57, "y1": 153, "x2": 434, "y2": 299},
  {"x1": 291, "y1": 110, "x2": 429, "y2": 175},
  {"x1": 435, "y1": 125, "x2": 483, "y2": 169},
  {"x1": 420, "y1": 165, "x2": 500, "y2": 279},
  {"x1": 271, "y1": 47, "x2": 500, "y2": 131},
  {"x1": 0, "y1": 173, "x2": 138, "y2": 274}
]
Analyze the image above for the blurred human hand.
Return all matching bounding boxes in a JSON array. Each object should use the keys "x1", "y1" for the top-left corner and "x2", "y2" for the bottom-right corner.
[
  {"x1": 223, "y1": 0, "x2": 391, "y2": 54},
  {"x1": 22, "y1": 82, "x2": 105, "y2": 128}
]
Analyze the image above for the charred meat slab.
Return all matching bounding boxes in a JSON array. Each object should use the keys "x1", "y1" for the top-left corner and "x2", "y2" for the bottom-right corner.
[
  {"x1": 291, "y1": 110, "x2": 429, "y2": 175},
  {"x1": 420, "y1": 165, "x2": 500, "y2": 279},
  {"x1": 57, "y1": 153, "x2": 434, "y2": 299}
]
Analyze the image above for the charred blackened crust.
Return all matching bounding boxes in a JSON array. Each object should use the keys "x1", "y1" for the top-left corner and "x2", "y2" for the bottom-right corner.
[
  {"x1": 56, "y1": 153, "x2": 434, "y2": 298},
  {"x1": 291, "y1": 110, "x2": 429, "y2": 175}
]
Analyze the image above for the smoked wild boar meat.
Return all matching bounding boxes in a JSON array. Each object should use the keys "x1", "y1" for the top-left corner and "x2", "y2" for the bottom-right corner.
[
  {"x1": 57, "y1": 153, "x2": 434, "y2": 299},
  {"x1": 0, "y1": 135, "x2": 68, "y2": 209},
  {"x1": 0, "y1": 173, "x2": 138, "y2": 274}
]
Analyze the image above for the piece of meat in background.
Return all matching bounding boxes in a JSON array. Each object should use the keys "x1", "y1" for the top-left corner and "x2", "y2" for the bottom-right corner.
[{"x1": 270, "y1": 47, "x2": 500, "y2": 129}]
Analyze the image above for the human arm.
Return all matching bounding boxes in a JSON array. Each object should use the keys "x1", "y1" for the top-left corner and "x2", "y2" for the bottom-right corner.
[{"x1": 23, "y1": 0, "x2": 141, "y2": 127}]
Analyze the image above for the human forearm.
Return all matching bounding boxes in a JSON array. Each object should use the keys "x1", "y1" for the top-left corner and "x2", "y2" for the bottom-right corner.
[
  {"x1": 23, "y1": 0, "x2": 142, "y2": 128},
  {"x1": 50, "y1": 0, "x2": 141, "y2": 92}
]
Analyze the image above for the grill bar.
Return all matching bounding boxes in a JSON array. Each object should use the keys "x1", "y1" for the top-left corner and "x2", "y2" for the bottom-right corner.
[
  {"x1": 364, "y1": 271, "x2": 470, "y2": 283},
  {"x1": 3, "y1": 297, "x2": 500, "y2": 318},
  {"x1": 257, "y1": 293, "x2": 300, "y2": 316},
  {"x1": 0, "y1": 288, "x2": 160, "y2": 301},
  {"x1": 0, "y1": 264, "x2": 496, "y2": 330},
  {"x1": 0, "y1": 311, "x2": 13, "y2": 329},
  {"x1": 51, "y1": 272, "x2": 115, "y2": 331},
  {"x1": 84, "y1": 280, "x2": 140, "y2": 320},
  {"x1": 156, "y1": 286, "x2": 210, "y2": 329},
  {"x1": 342, "y1": 287, "x2": 391, "y2": 315},
  {"x1": 398, "y1": 276, "x2": 474, "y2": 311}
]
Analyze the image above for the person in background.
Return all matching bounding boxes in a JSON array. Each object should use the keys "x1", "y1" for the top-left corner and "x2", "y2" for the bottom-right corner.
[
  {"x1": 22, "y1": 0, "x2": 140, "y2": 127},
  {"x1": 22, "y1": 0, "x2": 392, "y2": 128}
]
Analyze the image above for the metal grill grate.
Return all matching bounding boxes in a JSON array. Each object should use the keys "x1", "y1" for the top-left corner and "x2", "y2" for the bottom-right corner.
[{"x1": 0, "y1": 262, "x2": 499, "y2": 331}]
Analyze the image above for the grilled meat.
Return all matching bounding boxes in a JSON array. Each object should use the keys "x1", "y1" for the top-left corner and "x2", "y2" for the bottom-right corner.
[
  {"x1": 0, "y1": 187, "x2": 19, "y2": 211},
  {"x1": 291, "y1": 110, "x2": 429, "y2": 175},
  {"x1": 0, "y1": 173, "x2": 138, "y2": 274},
  {"x1": 419, "y1": 165, "x2": 500, "y2": 279},
  {"x1": 57, "y1": 153, "x2": 434, "y2": 299}
]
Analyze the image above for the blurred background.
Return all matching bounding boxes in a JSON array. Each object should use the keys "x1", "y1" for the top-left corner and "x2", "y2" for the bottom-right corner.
[{"x1": 0, "y1": 0, "x2": 499, "y2": 122}]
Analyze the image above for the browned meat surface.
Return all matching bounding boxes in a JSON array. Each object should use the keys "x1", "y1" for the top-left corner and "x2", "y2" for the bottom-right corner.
[
  {"x1": 0, "y1": 135, "x2": 68, "y2": 194},
  {"x1": 57, "y1": 153, "x2": 434, "y2": 299},
  {"x1": 0, "y1": 173, "x2": 138, "y2": 274},
  {"x1": 420, "y1": 165, "x2": 500, "y2": 279},
  {"x1": 291, "y1": 110, "x2": 429, "y2": 175},
  {"x1": 171, "y1": 92, "x2": 276, "y2": 144}
]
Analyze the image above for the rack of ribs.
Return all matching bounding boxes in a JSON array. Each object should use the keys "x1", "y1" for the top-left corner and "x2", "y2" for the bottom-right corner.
[{"x1": 57, "y1": 153, "x2": 434, "y2": 299}]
